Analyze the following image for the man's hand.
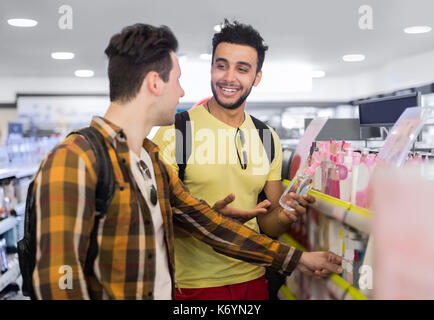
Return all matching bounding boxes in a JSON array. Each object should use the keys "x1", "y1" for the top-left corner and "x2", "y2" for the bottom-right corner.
[
  {"x1": 296, "y1": 251, "x2": 343, "y2": 279},
  {"x1": 212, "y1": 193, "x2": 271, "y2": 223},
  {"x1": 278, "y1": 192, "x2": 316, "y2": 225}
]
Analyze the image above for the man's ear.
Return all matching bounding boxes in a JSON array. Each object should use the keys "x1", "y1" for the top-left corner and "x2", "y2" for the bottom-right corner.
[
  {"x1": 144, "y1": 71, "x2": 163, "y2": 96},
  {"x1": 253, "y1": 70, "x2": 262, "y2": 87}
]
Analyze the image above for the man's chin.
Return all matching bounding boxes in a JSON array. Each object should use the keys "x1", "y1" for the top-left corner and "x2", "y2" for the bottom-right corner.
[
  {"x1": 217, "y1": 97, "x2": 246, "y2": 110},
  {"x1": 212, "y1": 86, "x2": 250, "y2": 110},
  {"x1": 157, "y1": 115, "x2": 176, "y2": 127}
]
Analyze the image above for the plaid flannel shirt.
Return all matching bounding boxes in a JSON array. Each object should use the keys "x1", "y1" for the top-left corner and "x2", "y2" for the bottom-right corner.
[{"x1": 32, "y1": 116, "x2": 302, "y2": 300}]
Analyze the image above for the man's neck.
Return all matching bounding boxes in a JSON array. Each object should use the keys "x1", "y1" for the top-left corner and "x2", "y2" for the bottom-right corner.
[
  {"x1": 104, "y1": 101, "x2": 152, "y2": 156},
  {"x1": 207, "y1": 98, "x2": 246, "y2": 128}
]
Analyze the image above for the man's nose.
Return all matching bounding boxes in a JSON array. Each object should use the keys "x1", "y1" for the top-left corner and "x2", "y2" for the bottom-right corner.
[{"x1": 223, "y1": 67, "x2": 236, "y2": 82}]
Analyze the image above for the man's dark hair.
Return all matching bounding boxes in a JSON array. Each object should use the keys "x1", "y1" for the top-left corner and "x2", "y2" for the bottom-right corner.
[
  {"x1": 212, "y1": 19, "x2": 268, "y2": 72},
  {"x1": 105, "y1": 23, "x2": 178, "y2": 102}
]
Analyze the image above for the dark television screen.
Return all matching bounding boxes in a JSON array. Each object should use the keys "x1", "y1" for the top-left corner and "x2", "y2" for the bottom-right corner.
[{"x1": 358, "y1": 93, "x2": 420, "y2": 127}]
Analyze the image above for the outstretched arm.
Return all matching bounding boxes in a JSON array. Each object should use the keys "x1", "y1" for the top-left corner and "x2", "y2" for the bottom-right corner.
[{"x1": 161, "y1": 158, "x2": 341, "y2": 277}]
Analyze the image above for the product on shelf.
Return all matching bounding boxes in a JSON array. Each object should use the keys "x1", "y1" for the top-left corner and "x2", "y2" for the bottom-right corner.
[
  {"x1": 0, "y1": 147, "x2": 9, "y2": 168},
  {"x1": 341, "y1": 227, "x2": 368, "y2": 288},
  {"x1": 4, "y1": 132, "x2": 61, "y2": 168},
  {"x1": 280, "y1": 142, "x2": 318, "y2": 209},
  {"x1": 2, "y1": 180, "x2": 17, "y2": 209},
  {"x1": 15, "y1": 177, "x2": 32, "y2": 205},
  {"x1": 0, "y1": 238, "x2": 8, "y2": 274},
  {"x1": 0, "y1": 187, "x2": 8, "y2": 220}
]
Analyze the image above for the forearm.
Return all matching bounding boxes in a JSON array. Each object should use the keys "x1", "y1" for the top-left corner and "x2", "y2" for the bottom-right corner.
[
  {"x1": 173, "y1": 204, "x2": 302, "y2": 274},
  {"x1": 165, "y1": 160, "x2": 302, "y2": 274}
]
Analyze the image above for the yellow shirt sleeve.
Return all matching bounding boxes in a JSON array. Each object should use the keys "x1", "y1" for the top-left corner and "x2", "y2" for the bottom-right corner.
[
  {"x1": 267, "y1": 127, "x2": 283, "y2": 181},
  {"x1": 152, "y1": 124, "x2": 179, "y2": 174}
]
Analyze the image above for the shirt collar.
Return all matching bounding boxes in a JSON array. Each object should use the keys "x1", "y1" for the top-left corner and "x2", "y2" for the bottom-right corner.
[{"x1": 90, "y1": 116, "x2": 160, "y2": 154}]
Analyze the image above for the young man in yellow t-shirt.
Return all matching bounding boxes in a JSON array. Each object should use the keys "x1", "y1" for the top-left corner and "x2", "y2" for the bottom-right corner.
[{"x1": 153, "y1": 20, "x2": 317, "y2": 299}]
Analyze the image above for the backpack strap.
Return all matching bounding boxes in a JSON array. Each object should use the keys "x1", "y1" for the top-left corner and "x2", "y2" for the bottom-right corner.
[
  {"x1": 18, "y1": 179, "x2": 37, "y2": 299},
  {"x1": 174, "y1": 111, "x2": 191, "y2": 181},
  {"x1": 250, "y1": 115, "x2": 275, "y2": 164},
  {"x1": 68, "y1": 127, "x2": 115, "y2": 279},
  {"x1": 250, "y1": 115, "x2": 276, "y2": 203}
]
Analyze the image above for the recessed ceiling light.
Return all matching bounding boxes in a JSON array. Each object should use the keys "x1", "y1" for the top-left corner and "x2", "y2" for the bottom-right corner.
[
  {"x1": 74, "y1": 70, "x2": 94, "y2": 78},
  {"x1": 342, "y1": 54, "x2": 365, "y2": 62},
  {"x1": 404, "y1": 26, "x2": 432, "y2": 34},
  {"x1": 311, "y1": 70, "x2": 326, "y2": 78},
  {"x1": 214, "y1": 24, "x2": 222, "y2": 32},
  {"x1": 200, "y1": 53, "x2": 212, "y2": 61},
  {"x1": 51, "y1": 52, "x2": 75, "y2": 60},
  {"x1": 7, "y1": 18, "x2": 38, "y2": 27}
]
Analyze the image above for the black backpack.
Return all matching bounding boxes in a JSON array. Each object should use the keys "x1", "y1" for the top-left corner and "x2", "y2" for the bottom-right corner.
[
  {"x1": 17, "y1": 127, "x2": 115, "y2": 299},
  {"x1": 174, "y1": 110, "x2": 275, "y2": 201}
]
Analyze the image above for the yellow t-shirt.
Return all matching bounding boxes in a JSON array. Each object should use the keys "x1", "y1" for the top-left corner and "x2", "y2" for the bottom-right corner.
[{"x1": 153, "y1": 105, "x2": 282, "y2": 288}]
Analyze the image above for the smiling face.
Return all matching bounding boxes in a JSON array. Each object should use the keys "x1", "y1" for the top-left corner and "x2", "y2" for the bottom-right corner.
[{"x1": 211, "y1": 42, "x2": 262, "y2": 110}]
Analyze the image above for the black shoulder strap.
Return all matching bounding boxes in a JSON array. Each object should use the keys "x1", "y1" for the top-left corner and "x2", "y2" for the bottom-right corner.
[
  {"x1": 68, "y1": 127, "x2": 115, "y2": 279},
  {"x1": 250, "y1": 115, "x2": 275, "y2": 164},
  {"x1": 174, "y1": 111, "x2": 191, "y2": 181},
  {"x1": 69, "y1": 127, "x2": 115, "y2": 215}
]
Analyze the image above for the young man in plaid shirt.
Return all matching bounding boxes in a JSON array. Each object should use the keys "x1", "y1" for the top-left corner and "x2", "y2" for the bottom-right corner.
[{"x1": 32, "y1": 23, "x2": 342, "y2": 300}]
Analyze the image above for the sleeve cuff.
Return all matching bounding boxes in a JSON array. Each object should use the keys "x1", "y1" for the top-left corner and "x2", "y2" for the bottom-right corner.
[{"x1": 275, "y1": 246, "x2": 303, "y2": 276}]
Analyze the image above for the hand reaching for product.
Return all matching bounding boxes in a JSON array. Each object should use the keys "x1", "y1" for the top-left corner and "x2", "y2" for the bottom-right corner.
[
  {"x1": 296, "y1": 251, "x2": 343, "y2": 278},
  {"x1": 278, "y1": 192, "x2": 316, "y2": 225}
]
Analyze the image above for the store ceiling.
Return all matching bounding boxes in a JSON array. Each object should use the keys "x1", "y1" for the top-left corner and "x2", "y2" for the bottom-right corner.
[{"x1": 0, "y1": 0, "x2": 434, "y2": 78}]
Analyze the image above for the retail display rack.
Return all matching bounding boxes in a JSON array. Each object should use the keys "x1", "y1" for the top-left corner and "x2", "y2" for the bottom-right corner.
[
  {"x1": 0, "y1": 165, "x2": 36, "y2": 295},
  {"x1": 277, "y1": 179, "x2": 371, "y2": 301}
]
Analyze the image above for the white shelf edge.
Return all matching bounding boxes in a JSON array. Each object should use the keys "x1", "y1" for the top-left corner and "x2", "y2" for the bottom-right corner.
[
  {"x1": 13, "y1": 203, "x2": 26, "y2": 217},
  {"x1": 0, "y1": 168, "x2": 17, "y2": 180},
  {"x1": 0, "y1": 165, "x2": 38, "y2": 181},
  {"x1": 0, "y1": 258, "x2": 20, "y2": 292},
  {"x1": 309, "y1": 196, "x2": 370, "y2": 234},
  {"x1": 0, "y1": 217, "x2": 18, "y2": 235},
  {"x1": 343, "y1": 209, "x2": 370, "y2": 234},
  {"x1": 14, "y1": 165, "x2": 38, "y2": 179}
]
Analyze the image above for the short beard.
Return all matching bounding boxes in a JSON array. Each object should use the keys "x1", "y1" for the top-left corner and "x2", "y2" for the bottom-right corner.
[{"x1": 211, "y1": 83, "x2": 253, "y2": 110}]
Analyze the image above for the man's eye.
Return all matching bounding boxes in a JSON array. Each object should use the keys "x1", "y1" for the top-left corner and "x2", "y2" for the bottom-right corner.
[{"x1": 239, "y1": 68, "x2": 248, "y2": 73}]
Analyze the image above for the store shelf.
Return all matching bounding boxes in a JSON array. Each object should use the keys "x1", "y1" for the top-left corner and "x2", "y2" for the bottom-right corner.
[
  {"x1": 14, "y1": 165, "x2": 38, "y2": 179},
  {"x1": 280, "y1": 233, "x2": 368, "y2": 301},
  {"x1": 12, "y1": 203, "x2": 26, "y2": 217},
  {"x1": 0, "y1": 168, "x2": 17, "y2": 181},
  {"x1": 278, "y1": 284, "x2": 297, "y2": 300},
  {"x1": 0, "y1": 165, "x2": 38, "y2": 181},
  {"x1": 282, "y1": 180, "x2": 371, "y2": 234},
  {"x1": 327, "y1": 274, "x2": 367, "y2": 300},
  {"x1": 0, "y1": 255, "x2": 20, "y2": 293},
  {"x1": 280, "y1": 233, "x2": 307, "y2": 252},
  {"x1": 0, "y1": 217, "x2": 17, "y2": 235}
]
